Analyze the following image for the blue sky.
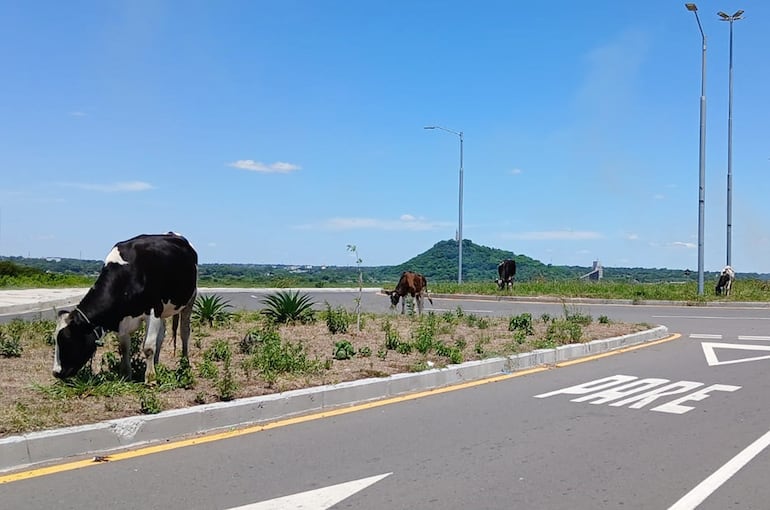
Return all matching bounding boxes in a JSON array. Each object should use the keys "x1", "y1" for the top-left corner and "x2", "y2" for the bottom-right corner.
[{"x1": 1, "y1": 1, "x2": 768, "y2": 272}]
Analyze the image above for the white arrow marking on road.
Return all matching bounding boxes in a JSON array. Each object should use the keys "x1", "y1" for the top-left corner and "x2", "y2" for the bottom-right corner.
[
  {"x1": 226, "y1": 472, "x2": 392, "y2": 510},
  {"x1": 702, "y1": 342, "x2": 770, "y2": 366}
]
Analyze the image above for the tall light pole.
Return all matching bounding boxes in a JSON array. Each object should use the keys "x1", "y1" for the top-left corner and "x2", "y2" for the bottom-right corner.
[
  {"x1": 685, "y1": 3, "x2": 707, "y2": 295},
  {"x1": 424, "y1": 125, "x2": 464, "y2": 284},
  {"x1": 718, "y1": 9, "x2": 743, "y2": 268}
]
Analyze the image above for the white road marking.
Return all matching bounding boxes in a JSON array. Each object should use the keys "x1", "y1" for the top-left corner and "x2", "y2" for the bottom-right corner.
[
  {"x1": 225, "y1": 473, "x2": 392, "y2": 510},
  {"x1": 690, "y1": 334, "x2": 722, "y2": 339},
  {"x1": 701, "y1": 342, "x2": 770, "y2": 366},
  {"x1": 654, "y1": 315, "x2": 770, "y2": 320},
  {"x1": 668, "y1": 429, "x2": 770, "y2": 510},
  {"x1": 534, "y1": 375, "x2": 739, "y2": 415},
  {"x1": 737, "y1": 335, "x2": 770, "y2": 341},
  {"x1": 427, "y1": 308, "x2": 494, "y2": 314}
]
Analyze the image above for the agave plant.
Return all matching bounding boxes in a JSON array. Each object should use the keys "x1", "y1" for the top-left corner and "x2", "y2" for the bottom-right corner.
[
  {"x1": 261, "y1": 290, "x2": 315, "y2": 324},
  {"x1": 192, "y1": 294, "x2": 233, "y2": 327}
]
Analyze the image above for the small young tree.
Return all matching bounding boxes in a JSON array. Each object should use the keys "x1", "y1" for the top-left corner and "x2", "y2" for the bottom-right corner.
[{"x1": 346, "y1": 244, "x2": 363, "y2": 331}]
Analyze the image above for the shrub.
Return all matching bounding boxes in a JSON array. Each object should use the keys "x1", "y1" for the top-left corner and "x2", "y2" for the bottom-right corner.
[
  {"x1": 239, "y1": 325, "x2": 281, "y2": 355},
  {"x1": 333, "y1": 340, "x2": 356, "y2": 360},
  {"x1": 217, "y1": 356, "x2": 237, "y2": 401},
  {"x1": 508, "y1": 313, "x2": 534, "y2": 335},
  {"x1": 241, "y1": 329, "x2": 320, "y2": 382},
  {"x1": 175, "y1": 356, "x2": 195, "y2": 389},
  {"x1": 395, "y1": 342, "x2": 413, "y2": 355},
  {"x1": 139, "y1": 389, "x2": 163, "y2": 414},
  {"x1": 0, "y1": 332, "x2": 22, "y2": 357},
  {"x1": 382, "y1": 320, "x2": 400, "y2": 350},
  {"x1": 413, "y1": 314, "x2": 438, "y2": 354},
  {"x1": 198, "y1": 358, "x2": 219, "y2": 380},
  {"x1": 261, "y1": 291, "x2": 315, "y2": 324},
  {"x1": 546, "y1": 319, "x2": 583, "y2": 344},
  {"x1": 563, "y1": 305, "x2": 592, "y2": 326},
  {"x1": 441, "y1": 310, "x2": 458, "y2": 325},
  {"x1": 324, "y1": 303, "x2": 351, "y2": 334},
  {"x1": 204, "y1": 339, "x2": 232, "y2": 362},
  {"x1": 193, "y1": 294, "x2": 233, "y2": 327}
]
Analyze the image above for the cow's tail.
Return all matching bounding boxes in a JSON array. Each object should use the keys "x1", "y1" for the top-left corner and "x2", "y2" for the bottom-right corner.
[{"x1": 423, "y1": 276, "x2": 434, "y2": 305}]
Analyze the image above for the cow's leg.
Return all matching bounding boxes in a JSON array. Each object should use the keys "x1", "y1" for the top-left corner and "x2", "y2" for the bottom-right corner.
[
  {"x1": 144, "y1": 311, "x2": 165, "y2": 385},
  {"x1": 171, "y1": 314, "x2": 179, "y2": 355},
  {"x1": 400, "y1": 296, "x2": 405, "y2": 314},
  {"x1": 416, "y1": 293, "x2": 424, "y2": 315},
  {"x1": 116, "y1": 316, "x2": 143, "y2": 380},
  {"x1": 117, "y1": 331, "x2": 132, "y2": 380},
  {"x1": 179, "y1": 296, "x2": 194, "y2": 359}
]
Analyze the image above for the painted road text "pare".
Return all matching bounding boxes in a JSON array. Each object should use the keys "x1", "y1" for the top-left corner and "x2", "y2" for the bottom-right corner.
[{"x1": 534, "y1": 374, "x2": 740, "y2": 414}]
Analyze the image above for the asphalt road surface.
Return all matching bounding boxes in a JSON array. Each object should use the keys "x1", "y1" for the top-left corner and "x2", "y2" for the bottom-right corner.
[{"x1": 3, "y1": 290, "x2": 770, "y2": 509}]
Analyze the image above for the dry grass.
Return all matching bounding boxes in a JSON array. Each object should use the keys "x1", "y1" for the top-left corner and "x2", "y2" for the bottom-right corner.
[{"x1": 0, "y1": 308, "x2": 648, "y2": 438}]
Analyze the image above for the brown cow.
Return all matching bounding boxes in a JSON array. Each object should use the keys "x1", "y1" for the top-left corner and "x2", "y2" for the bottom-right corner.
[{"x1": 388, "y1": 271, "x2": 433, "y2": 315}]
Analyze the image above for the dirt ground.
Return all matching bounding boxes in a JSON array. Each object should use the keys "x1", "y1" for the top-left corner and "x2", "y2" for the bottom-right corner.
[{"x1": 0, "y1": 310, "x2": 648, "y2": 437}]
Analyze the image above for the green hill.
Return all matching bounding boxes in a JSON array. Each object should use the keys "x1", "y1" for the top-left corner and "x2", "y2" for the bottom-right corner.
[{"x1": 389, "y1": 239, "x2": 586, "y2": 282}]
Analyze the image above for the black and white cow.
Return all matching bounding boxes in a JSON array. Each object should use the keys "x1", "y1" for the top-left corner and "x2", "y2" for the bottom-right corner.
[
  {"x1": 496, "y1": 259, "x2": 517, "y2": 290},
  {"x1": 715, "y1": 265, "x2": 736, "y2": 296},
  {"x1": 53, "y1": 233, "x2": 198, "y2": 384},
  {"x1": 388, "y1": 271, "x2": 433, "y2": 315}
]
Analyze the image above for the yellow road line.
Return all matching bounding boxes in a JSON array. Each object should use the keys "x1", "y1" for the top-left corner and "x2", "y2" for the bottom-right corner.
[{"x1": 0, "y1": 333, "x2": 680, "y2": 485}]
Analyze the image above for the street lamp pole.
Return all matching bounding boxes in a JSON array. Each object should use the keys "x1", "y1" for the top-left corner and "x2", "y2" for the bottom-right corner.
[
  {"x1": 425, "y1": 125, "x2": 464, "y2": 284},
  {"x1": 685, "y1": 3, "x2": 707, "y2": 295},
  {"x1": 718, "y1": 9, "x2": 743, "y2": 268}
]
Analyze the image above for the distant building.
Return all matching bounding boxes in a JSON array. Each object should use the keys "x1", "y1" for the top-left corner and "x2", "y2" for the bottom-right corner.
[{"x1": 580, "y1": 260, "x2": 603, "y2": 281}]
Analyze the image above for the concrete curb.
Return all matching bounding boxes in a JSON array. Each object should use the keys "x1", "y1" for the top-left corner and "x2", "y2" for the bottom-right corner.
[{"x1": 0, "y1": 325, "x2": 669, "y2": 473}]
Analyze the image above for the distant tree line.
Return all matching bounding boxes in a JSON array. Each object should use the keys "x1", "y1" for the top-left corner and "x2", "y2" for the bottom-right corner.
[{"x1": 2, "y1": 239, "x2": 765, "y2": 287}]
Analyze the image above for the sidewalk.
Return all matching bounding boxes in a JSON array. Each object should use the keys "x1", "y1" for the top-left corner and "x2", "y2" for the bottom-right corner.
[{"x1": 0, "y1": 288, "x2": 88, "y2": 316}]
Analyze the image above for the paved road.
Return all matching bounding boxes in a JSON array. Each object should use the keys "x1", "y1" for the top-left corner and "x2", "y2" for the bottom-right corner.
[{"x1": 2, "y1": 289, "x2": 770, "y2": 509}]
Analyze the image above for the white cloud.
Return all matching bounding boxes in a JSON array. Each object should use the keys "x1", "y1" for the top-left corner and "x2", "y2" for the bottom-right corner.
[
  {"x1": 625, "y1": 233, "x2": 639, "y2": 240},
  {"x1": 509, "y1": 168, "x2": 523, "y2": 175},
  {"x1": 502, "y1": 230, "x2": 603, "y2": 241},
  {"x1": 653, "y1": 193, "x2": 665, "y2": 200},
  {"x1": 296, "y1": 216, "x2": 451, "y2": 232},
  {"x1": 59, "y1": 181, "x2": 154, "y2": 192},
  {"x1": 671, "y1": 241, "x2": 696, "y2": 249},
  {"x1": 229, "y1": 160, "x2": 301, "y2": 173}
]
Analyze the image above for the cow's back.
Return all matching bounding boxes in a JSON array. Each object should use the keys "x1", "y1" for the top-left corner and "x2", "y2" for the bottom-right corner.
[{"x1": 83, "y1": 234, "x2": 198, "y2": 328}]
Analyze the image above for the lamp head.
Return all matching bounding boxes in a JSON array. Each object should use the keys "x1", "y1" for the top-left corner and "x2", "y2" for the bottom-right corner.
[
  {"x1": 424, "y1": 126, "x2": 436, "y2": 130},
  {"x1": 718, "y1": 11, "x2": 729, "y2": 19},
  {"x1": 685, "y1": 3, "x2": 697, "y2": 12}
]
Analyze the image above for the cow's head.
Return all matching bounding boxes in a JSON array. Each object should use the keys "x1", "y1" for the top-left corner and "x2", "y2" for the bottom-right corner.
[
  {"x1": 388, "y1": 291, "x2": 400, "y2": 308},
  {"x1": 52, "y1": 310, "x2": 102, "y2": 379},
  {"x1": 495, "y1": 278, "x2": 505, "y2": 290}
]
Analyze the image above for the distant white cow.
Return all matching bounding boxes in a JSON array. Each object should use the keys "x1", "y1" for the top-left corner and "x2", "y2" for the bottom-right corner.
[{"x1": 715, "y1": 265, "x2": 736, "y2": 296}]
